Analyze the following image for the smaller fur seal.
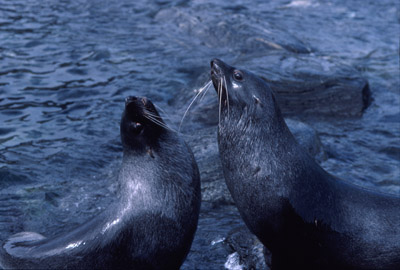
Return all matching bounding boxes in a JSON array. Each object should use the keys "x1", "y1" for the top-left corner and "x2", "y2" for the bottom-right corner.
[
  {"x1": 211, "y1": 59, "x2": 400, "y2": 270},
  {"x1": 0, "y1": 96, "x2": 201, "y2": 270}
]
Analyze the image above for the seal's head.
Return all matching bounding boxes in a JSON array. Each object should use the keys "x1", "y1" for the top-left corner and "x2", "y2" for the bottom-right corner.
[
  {"x1": 120, "y1": 96, "x2": 165, "y2": 151},
  {"x1": 211, "y1": 58, "x2": 281, "y2": 124}
]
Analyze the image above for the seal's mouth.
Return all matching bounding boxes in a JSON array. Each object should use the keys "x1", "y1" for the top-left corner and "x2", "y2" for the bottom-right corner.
[
  {"x1": 210, "y1": 59, "x2": 231, "y2": 123},
  {"x1": 210, "y1": 59, "x2": 227, "y2": 98},
  {"x1": 123, "y1": 96, "x2": 170, "y2": 135},
  {"x1": 211, "y1": 63, "x2": 219, "y2": 89}
]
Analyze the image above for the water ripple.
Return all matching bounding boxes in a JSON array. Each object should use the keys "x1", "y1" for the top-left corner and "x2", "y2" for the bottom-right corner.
[{"x1": 0, "y1": 0, "x2": 398, "y2": 268}]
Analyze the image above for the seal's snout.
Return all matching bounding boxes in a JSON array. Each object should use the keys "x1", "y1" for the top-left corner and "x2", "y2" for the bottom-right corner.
[
  {"x1": 211, "y1": 59, "x2": 226, "y2": 93},
  {"x1": 125, "y1": 96, "x2": 150, "y2": 109},
  {"x1": 210, "y1": 59, "x2": 219, "y2": 68},
  {"x1": 211, "y1": 59, "x2": 222, "y2": 82},
  {"x1": 211, "y1": 58, "x2": 224, "y2": 73},
  {"x1": 211, "y1": 58, "x2": 230, "y2": 80},
  {"x1": 125, "y1": 96, "x2": 138, "y2": 106}
]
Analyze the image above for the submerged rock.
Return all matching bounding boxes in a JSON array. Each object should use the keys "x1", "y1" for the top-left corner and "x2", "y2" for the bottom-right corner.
[
  {"x1": 155, "y1": 7, "x2": 312, "y2": 55},
  {"x1": 284, "y1": 119, "x2": 326, "y2": 162},
  {"x1": 224, "y1": 226, "x2": 271, "y2": 270},
  {"x1": 174, "y1": 52, "x2": 370, "y2": 124},
  {"x1": 0, "y1": 168, "x2": 30, "y2": 188},
  {"x1": 185, "y1": 127, "x2": 232, "y2": 206},
  {"x1": 248, "y1": 53, "x2": 371, "y2": 118}
]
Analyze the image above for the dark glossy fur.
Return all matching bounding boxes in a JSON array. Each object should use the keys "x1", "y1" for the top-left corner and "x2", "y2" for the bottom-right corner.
[
  {"x1": 0, "y1": 97, "x2": 201, "y2": 270},
  {"x1": 211, "y1": 59, "x2": 400, "y2": 270}
]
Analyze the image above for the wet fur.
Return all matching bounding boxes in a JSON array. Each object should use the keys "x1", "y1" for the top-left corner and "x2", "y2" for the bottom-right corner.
[
  {"x1": 211, "y1": 59, "x2": 400, "y2": 270},
  {"x1": 0, "y1": 97, "x2": 201, "y2": 270}
]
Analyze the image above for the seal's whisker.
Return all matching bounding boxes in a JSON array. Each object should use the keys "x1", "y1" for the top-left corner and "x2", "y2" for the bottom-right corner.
[
  {"x1": 144, "y1": 113, "x2": 178, "y2": 133},
  {"x1": 197, "y1": 80, "x2": 212, "y2": 93},
  {"x1": 179, "y1": 90, "x2": 203, "y2": 131},
  {"x1": 153, "y1": 104, "x2": 173, "y2": 120},
  {"x1": 144, "y1": 109, "x2": 176, "y2": 128},
  {"x1": 179, "y1": 80, "x2": 212, "y2": 132},
  {"x1": 147, "y1": 117, "x2": 177, "y2": 133},
  {"x1": 199, "y1": 80, "x2": 212, "y2": 102},
  {"x1": 218, "y1": 78, "x2": 223, "y2": 126},
  {"x1": 223, "y1": 76, "x2": 229, "y2": 118},
  {"x1": 144, "y1": 114, "x2": 168, "y2": 128},
  {"x1": 143, "y1": 112, "x2": 161, "y2": 123},
  {"x1": 144, "y1": 110, "x2": 166, "y2": 120}
]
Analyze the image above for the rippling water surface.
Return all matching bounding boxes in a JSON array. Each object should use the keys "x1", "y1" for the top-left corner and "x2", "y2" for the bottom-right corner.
[{"x1": 0, "y1": 0, "x2": 399, "y2": 269}]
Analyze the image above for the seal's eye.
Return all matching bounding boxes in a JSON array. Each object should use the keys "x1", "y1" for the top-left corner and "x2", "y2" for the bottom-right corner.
[
  {"x1": 129, "y1": 122, "x2": 143, "y2": 135},
  {"x1": 233, "y1": 70, "x2": 244, "y2": 81}
]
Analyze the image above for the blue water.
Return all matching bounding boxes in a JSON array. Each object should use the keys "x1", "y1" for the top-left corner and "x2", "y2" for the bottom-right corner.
[{"x1": 1, "y1": 0, "x2": 399, "y2": 269}]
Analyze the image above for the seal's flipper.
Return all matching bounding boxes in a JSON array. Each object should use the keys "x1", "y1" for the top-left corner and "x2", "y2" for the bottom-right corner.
[{"x1": 4, "y1": 232, "x2": 46, "y2": 251}]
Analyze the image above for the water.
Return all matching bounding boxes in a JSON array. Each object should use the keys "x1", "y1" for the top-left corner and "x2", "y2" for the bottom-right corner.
[{"x1": 0, "y1": 0, "x2": 399, "y2": 269}]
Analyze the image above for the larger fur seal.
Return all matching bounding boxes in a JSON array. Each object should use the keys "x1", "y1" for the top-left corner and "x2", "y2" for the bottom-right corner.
[
  {"x1": 0, "y1": 96, "x2": 201, "y2": 269},
  {"x1": 211, "y1": 59, "x2": 400, "y2": 270}
]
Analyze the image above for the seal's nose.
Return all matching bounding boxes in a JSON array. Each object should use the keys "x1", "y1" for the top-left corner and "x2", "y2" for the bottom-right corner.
[
  {"x1": 211, "y1": 59, "x2": 230, "y2": 76},
  {"x1": 211, "y1": 58, "x2": 222, "y2": 69},
  {"x1": 125, "y1": 96, "x2": 138, "y2": 106},
  {"x1": 211, "y1": 59, "x2": 224, "y2": 75}
]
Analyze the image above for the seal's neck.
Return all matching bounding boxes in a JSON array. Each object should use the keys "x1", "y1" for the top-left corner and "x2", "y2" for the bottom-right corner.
[
  {"x1": 118, "y1": 152, "x2": 160, "y2": 201},
  {"x1": 218, "y1": 105, "x2": 303, "y2": 198},
  {"x1": 116, "y1": 138, "x2": 197, "y2": 221}
]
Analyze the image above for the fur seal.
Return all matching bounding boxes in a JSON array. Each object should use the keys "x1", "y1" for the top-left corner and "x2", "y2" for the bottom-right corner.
[
  {"x1": 0, "y1": 96, "x2": 201, "y2": 270},
  {"x1": 210, "y1": 59, "x2": 400, "y2": 270}
]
